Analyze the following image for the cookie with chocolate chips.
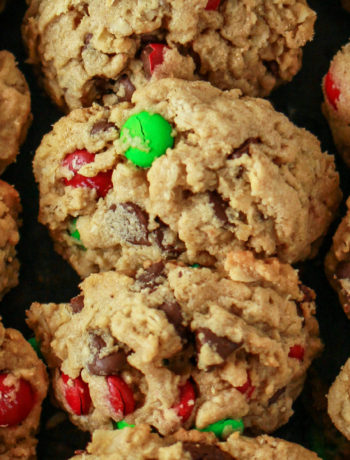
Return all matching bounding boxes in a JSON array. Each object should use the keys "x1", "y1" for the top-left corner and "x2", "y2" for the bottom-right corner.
[
  {"x1": 22, "y1": 0, "x2": 316, "y2": 111},
  {"x1": 33, "y1": 79, "x2": 341, "y2": 277},
  {"x1": 69, "y1": 425, "x2": 321, "y2": 459},
  {"x1": 0, "y1": 180, "x2": 21, "y2": 300},
  {"x1": 27, "y1": 251, "x2": 322, "y2": 435},
  {"x1": 325, "y1": 197, "x2": 350, "y2": 319}
]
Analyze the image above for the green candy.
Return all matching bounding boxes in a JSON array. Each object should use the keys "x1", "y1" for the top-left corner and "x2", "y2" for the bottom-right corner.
[
  {"x1": 114, "y1": 420, "x2": 135, "y2": 430},
  {"x1": 68, "y1": 218, "x2": 86, "y2": 250},
  {"x1": 120, "y1": 111, "x2": 174, "y2": 168},
  {"x1": 199, "y1": 418, "x2": 244, "y2": 440},
  {"x1": 191, "y1": 263, "x2": 200, "y2": 268},
  {"x1": 28, "y1": 337, "x2": 45, "y2": 361}
]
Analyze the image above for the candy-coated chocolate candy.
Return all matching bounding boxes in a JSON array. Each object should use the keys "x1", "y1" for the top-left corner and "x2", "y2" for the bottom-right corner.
[
  {"x1": 69, "y1": 217, "x2": 81, "y2": 241},
  {"x1": 199, "y1": 418, "x2": 244, "y2": 439},
  {"x1": 141, "y1": 43, "x2": 167, "y2": 78},
  {"x1": 61, "y1": 372, "x2": 91, "y2": 415},
  {"x1": 0, "y1": 374, "x2": 34, "y2": 426},
  {"x1": 236, "y1": 373, "x2": 255, "y2": 400},
  {"x1": 114, "y1": 420, "x2": 135, "y2": 430},
  {"x1": 288, "y1": 344, "x2": 304, "y2": 361},
  {"x1": 62, "y1": 149, "x2": 113, "y2": 198},
  {"x1": 325, "y1": 71, "x2": 340, "y2": 110},
  {"x1": 205, "y1": 0, "x2": 221, "y2": 10},
  {"x1": 28, "y1": 337, "x2": 45, "y2": 361},
  {"x1": 107, "y1": 376, "x2": 135, "y2": 417},
  {"x1": 120, "y1": 111, "x2": 174, "y2": 168},
  {"x1": 173, "y1": 380, "x2": 196, "y2": 422},
  {"x1": 191, "y1": 263, "x2": 200, "y2": 268}
]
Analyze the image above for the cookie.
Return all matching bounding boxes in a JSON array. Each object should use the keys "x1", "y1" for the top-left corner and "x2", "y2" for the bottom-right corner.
[
  {"x1": 33, "y1": 78, "x2": 341, "y2": 278},
  {"x1": 69, "y1": 424, "x2": 321, "y2": 460},
  {"x1": 0, "y1": 320, "x2": 48, "y2": 459},
  {"x1": 328, "y1": 358, "x2": 350, "y2": 441},
  {"x1": 0, "y1": 180, "x2": 21, "y2": 300},
  {"x1": 0, "y1": 51, "x2": 32, "y2": 173},
  {"x1": 22, "y1": 0, "x2": 316, "y2": 111},
  {"x1": 324, "y1": 197, "x2": 350, "y2": 318},
  {"x1": 27, "y1": 251, "x2": 322, "y2": 435}
]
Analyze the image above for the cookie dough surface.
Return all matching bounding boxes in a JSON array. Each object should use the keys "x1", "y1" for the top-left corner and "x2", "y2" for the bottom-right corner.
[
  {"x1": 23, "y1": 0, "x2": 316, "y2": 111},
  {"x1": 27, "y1": 251, "x2": 322, "y2": 435},
  {"x1": 70, "y1": 425, "x2": 321, "y2": 460},
  {"x1": 33, "y1": 79, "x2": 341, "y2": 278},
  {"x1": 328, "y1": 358, "x2": 350, "y2": 441},
  {"x1": 0, "y1": 180, "x2": 21, "y2": 300},
  {"x1": 0, "y1": 320, "x2": 48, "y2": 459},
  {"x1": 325, "y1": 196, "x2": 350, "y2": 318},
  {"x1": 0, "y1": 50, "x2": 31, "y2": 173}
]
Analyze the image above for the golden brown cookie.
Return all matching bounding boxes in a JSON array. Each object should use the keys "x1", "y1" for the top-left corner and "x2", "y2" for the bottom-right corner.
[
  {"x1": 22, "y1": 0, "x2": 316, "y2": 111},
  {"x1": 328, "y1": 358, "x2": 350, "y2": 441}
]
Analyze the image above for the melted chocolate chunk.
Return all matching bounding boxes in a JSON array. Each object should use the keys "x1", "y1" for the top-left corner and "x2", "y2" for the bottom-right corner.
[
  {"x1": 158, "y1": 301, "x2": 187, "y2": 339},
  {"x1": 208, "y1": 191, "x2": 229, "y2": 224},
  {"x1": 70, "y1": 295, "x2": 84, "y2": 314},
  {"x1": 118, "y1": 75, "x2": 136, "y2": 102},
  {"x1": 228, "y1": 137, "x2": 261, "y2": 160},
  {"x1": 136, "y1": 262, "x2": 165, "y2": 291},
  {"x1": 113, "y1": 202, "x2": 151, "y2": 246},
  {"x1": 141, "y1": 45, "x2": 154, "y2": 79},
  {"x1": 153, "y1": 221, "x2": 184, "y2": 257},
  {"x1": 182, "y1": 442, "x2": 235, "y2": 460},
  {"x1": 335, "y1": 261, "x2": 350, "y2": 280},
  {"x1": 268, "y1": 386, "x2": 286, "y2": 405},
  {"x1": 88, "y1": 334, "x2": 126, "y2": 376},
  {"x1": 196, "y1": 328, "x2": 242, "y2": 359},
  {"x1": 90, "y1": 120, "x2": 115, "y2": 135}
]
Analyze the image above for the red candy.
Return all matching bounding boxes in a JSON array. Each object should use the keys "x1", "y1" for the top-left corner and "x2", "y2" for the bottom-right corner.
[
  {"x1": 107, "y1": 376, "x2": 135, "y2": 417},
  {"x1": 173, "y1": 380, "x2": 196, "y2": 422},
  {"x1": 205, "y1": 0, "x2": 221, "y2": 10},
  {"x1": 62, "y1": 149, "x2": 113, "y2": 198},
  {"x1": 61, "y1": 372, "x2": 91, "y2": 415},
  {"x1": 0, "y1": 374, "x2": 35, "y2": 426},
  {"x1": 325, "y1": 71, "x2": 340, "y2": 110},
  {"x1": 236, "y1": 373, "x2": 255, "y2": 400},
  {"x1": 288, "y1": 344, "x2": 304, "y2": 361},
  {"x1": 142, "y1": 43, "x2": 167, "y2": 76}
]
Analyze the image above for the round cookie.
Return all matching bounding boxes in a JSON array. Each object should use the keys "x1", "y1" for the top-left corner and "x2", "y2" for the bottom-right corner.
[
  {"x1": 69, "y1": 425, "x2": 321, "y2": 460},
  {"x1": 0, "y1": 51, "x2": 32, "y2": 173},
  {"x1": 325, "y1": 197, "x2": 350, "y2": 319},
  {"x1": 0, "y1": 319, "x2": 48, "y2": 459},
  {"x1": 0, "y1": 180, "x2": 21, "y2": 300},
  {"x1": 27, "y1": 251, "x2": 322, "y2": 435},
  {"x1": 22, "y1": 0, "x2": 316, "y2": 112},
  {"x1": 328, "y1": 358, "x2": 350, "y2": 441},
  {"x1": 33, "y1": 78, "x2": 341, "y2": 278}
]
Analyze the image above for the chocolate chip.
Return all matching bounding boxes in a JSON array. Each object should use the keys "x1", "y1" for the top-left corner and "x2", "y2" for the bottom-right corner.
[
  {"x1": 228, "y1": 137, "x2": 261, "y2": 160},
  {"x1": 70, "y1": 295, "x2": 84, "y2": 314},
  {"x1": 196, "y1": 328, "x2": 242, "y2": 359},
  {"x1": 268, "y1": 386, "x2": 286, "y2": 405},
  {"x1": 335, "y1": 261, "x2": 350, "y2": 280},
  {"x1": 264, "y1": 60, "x2": 280, "y2": 78},
  {"x1": 110, "y1": 202, "x2": 151, "y2": 246},
  {"x1": 136, "y1": 262, "x2": 165, "y2": 291},
  {"x1": 141, "y1": 45, "x2": 154, "y2": 79},
  {"x1": 84, "y1": 33, "x2": 93, "y2": 45},
  {"x1": 90, "y1": 121, "x2": 115, "y2": 135},
  {"x1": 153, "y1": 221, "x2": 184, "y2": 258},
  {"x1": 208, "y1": 191, "x2": 229, "y2": 224},
  {"x1": 182, "y1": 442, "x2": 235, "y2": 460},
  {"x1": 158, "y1": 301, "x2": 187, "y2": 339},
  {"x1": 118, "y1": 75, "x2": 135, "y2": 102},
  {"x1": 88, "y1": 334, "x2": 126, "y2": 376}
]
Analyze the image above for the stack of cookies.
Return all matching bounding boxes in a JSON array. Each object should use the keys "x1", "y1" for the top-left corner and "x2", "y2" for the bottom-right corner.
[{"x1": 2, "y1": 0, "x2": 350, "y2": 459}]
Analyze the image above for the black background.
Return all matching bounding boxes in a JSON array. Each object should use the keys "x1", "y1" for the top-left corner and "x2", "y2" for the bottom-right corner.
[{"x1": 1, "y1": 1, "x2": 350, "y2": 458}]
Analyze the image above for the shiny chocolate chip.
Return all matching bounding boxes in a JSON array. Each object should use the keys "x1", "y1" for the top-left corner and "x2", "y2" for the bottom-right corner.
[
  {"x1": 208, "y1": 191, "x2": 229, "y2": 224},
  {"x1": 118, "y1": 75, "x2": 135, "y2": 102},
  {"x1": 136, "y1": 262, "x2": 165, "y2": 291},
  {"x1": 70, "y1": 295, "x2": 84, "y2": 314},
  {"x1": 88, "y1": 334, "x2": 126, "y2": 376},
  {"x1": 90, "y1": 120, "x2": 115, "y2": 135},
  {"x1": 228, "y1": 137, "x2": 261, "y2": 160},
  {"x1": 335, "y1": 261, "x2": 350, "y2": 280},
  {"x1": 196, "y1": 328, "x2": 242, "y2": 359},
  {"x1": 158, "y1": 301, "x2": 187, "y2": 339},
  {"x1": 268, "y1": 386, "x2": 286, "y2": 405},
  {"x1": 153, "y1": 221, "x2": 184, "y2": 257},
  {"x1": 182, "y1": 442, "x2": 235, "y2": 460}
]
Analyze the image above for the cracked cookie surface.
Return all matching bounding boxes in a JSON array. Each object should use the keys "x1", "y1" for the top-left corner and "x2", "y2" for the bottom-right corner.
[
  {"x1": 27, "y1": 251, "x2": 322, "y2": 435},
  {"x1": 33, "y1": 79, "x2": 341, "y2": 277},
  {"x1": 22, "y1": 0, "x2": 316, "y2": 111}
]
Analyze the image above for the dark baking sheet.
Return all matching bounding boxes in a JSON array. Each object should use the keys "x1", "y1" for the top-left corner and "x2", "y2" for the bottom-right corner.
[{"x1": 1, "y1": 1, "x2": 350, "y2": 458}]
